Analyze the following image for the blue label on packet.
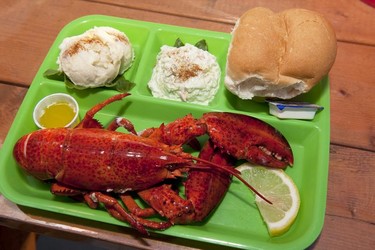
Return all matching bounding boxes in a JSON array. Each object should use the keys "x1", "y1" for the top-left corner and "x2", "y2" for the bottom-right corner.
[{"x1": 268, "y1": 101, "x2": 324, "y2": 111}]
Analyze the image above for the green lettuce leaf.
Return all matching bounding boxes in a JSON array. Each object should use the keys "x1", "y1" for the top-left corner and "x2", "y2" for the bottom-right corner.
[
  {"x1": 173, "y1": 38, "x2": 208, "y2": 51},
  {"x1": 174, "y1": 38, "x2": 185, "y2": 48},
  {"x1": 43, "y1": 69, "x2": 135, "y2": 92},
  {"x1": 194, "y1": 39, "x2": 208, "y2": 51}
]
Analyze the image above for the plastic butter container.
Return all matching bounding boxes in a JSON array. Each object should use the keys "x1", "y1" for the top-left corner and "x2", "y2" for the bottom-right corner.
[
  {"x1": 268, "y1": 100, "x2": 324, "y2": 120},
  {"x1": 33, "y1": 93, "x2": 80, "y2": 129}
]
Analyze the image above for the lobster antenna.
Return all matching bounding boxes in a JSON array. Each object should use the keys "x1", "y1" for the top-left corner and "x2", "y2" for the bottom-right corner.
[{"x1": 193, "y1": 157, "x2": 273, "y2": 205}]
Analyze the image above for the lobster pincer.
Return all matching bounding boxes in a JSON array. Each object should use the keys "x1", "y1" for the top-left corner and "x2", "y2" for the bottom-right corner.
[{"x1": 142, "y1": 112, "x2": 293, "y2": 169}]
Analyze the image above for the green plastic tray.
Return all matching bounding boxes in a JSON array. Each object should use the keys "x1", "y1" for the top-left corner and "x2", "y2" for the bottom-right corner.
[{"x1": 0, "y1": 15, "x2": 330, "y2": 249}]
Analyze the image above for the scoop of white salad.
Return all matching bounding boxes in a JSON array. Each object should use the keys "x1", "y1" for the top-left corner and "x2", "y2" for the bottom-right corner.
[{"x1": 148, "y1": 43, "x2": 220, "y2": 105}]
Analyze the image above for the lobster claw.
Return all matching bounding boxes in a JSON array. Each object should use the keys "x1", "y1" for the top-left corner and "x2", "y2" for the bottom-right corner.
[{"x1": 201, "y1": 112, "x2": 293, "y2": 168}]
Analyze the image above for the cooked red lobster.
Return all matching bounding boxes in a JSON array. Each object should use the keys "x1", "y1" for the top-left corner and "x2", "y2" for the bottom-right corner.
[{"x1": 13, "y1": 93, "x2": 293, "y2": 234}]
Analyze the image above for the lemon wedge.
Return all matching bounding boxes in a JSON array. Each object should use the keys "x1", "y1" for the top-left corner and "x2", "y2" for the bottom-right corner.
[{"x1": 237, "y1": 163, "x2": 300, "y2": 236}]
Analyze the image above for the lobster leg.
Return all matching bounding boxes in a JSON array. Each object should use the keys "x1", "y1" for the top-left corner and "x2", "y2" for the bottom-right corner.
[
  {"x1": 50, "y1": 183, "x2": 172, "y2": 234},
  {"x1": 128, "y1": 140, "x2": 234, "y2": 225},
  {"x1": 119, "y1": 184, "x2": 194, "y2": 223},
  {"x1": 120, "y1": 194, "x2": 157, "y2": 218},
  {"x1": 90, "y1": 192, "x2": 172, "y2": 232},
  {"x1": 106, "y1": 117, "x2": 137, "y2": 135},
  {"x1": 50, "y1": 183, "x2": 99, "y2": 208},
  {"x1": 137, "y1": 184, "x2": 194, "y2": 224},
  {"x1": 88, "y1": 192, "x2": 149, "y2": 235},
  {"x1": 140, "y1": 114, "x2": 205, "y2": 147},
  {"x1": 50, "y1": 182, "x2": 83, "y2": 196},
  {"x1": 75, "y1": 93, "x2": 130, "y2": 129}
]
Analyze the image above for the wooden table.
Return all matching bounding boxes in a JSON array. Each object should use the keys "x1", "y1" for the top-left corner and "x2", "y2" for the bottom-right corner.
[{"x1": 0, "y1": 1, "x2": 374, "y2": 249}]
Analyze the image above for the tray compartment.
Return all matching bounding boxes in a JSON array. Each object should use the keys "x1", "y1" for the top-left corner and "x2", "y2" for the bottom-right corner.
[{"x1": 134, "y1": 26, "x2": 231, "y2": 109}]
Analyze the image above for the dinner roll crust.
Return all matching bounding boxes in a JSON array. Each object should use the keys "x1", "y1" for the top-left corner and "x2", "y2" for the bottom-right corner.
[{"x1": 225, "y1": 7, "x2": 337, "y2": 99}]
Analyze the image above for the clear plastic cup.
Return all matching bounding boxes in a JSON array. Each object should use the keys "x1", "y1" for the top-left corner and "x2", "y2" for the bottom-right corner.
[{"x1": 33, "y1": 93, "x2": 80, "y2": 129}]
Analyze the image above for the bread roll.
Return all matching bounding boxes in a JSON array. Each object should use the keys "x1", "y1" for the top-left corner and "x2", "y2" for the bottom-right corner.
[{"x1": 225, "y1": 7, "x2": 337, "y2": 99}]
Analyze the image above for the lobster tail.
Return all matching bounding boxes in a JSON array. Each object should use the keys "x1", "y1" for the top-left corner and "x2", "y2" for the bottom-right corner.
[{"x1": 13, "y1": 128, "x2": 68, "y2": 180}]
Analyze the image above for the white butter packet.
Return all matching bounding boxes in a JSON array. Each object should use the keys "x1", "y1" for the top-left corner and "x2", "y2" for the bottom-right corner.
[{"x1": 267, "y1": 100, "x2": 324, "y2": 120}]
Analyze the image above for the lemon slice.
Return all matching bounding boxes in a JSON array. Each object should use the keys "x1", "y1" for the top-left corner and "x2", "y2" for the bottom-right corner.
[{"x1": 237, "y1": 163, "x2": 300, "y2": 236}]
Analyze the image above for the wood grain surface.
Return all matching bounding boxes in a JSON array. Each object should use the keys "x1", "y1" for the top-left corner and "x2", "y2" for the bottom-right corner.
[{"x1": 0, "y1": 0, "x2": 374, "y2": 249}]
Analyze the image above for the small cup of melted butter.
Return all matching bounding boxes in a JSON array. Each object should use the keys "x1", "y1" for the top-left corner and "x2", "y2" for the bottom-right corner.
[{"x1": 33, "y1": 93, "x2": 79, "y2": 129}]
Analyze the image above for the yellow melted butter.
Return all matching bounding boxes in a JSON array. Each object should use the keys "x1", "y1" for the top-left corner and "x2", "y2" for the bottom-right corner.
[{"x1": 39, "y1": 102, "x2": 76, "y2": 128}]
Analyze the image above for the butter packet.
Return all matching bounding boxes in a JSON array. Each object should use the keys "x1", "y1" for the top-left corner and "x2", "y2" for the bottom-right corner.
[{"x1": 267, "y1": 100, "x2": 324, "y2": 120}]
